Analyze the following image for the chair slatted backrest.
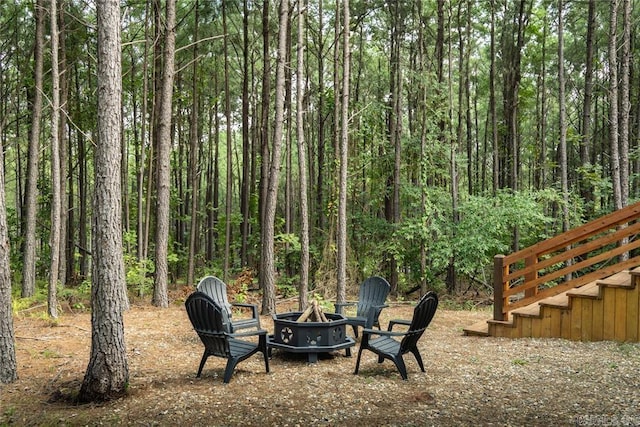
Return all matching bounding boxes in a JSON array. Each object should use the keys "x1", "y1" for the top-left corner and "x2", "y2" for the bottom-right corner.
[
  {"x1": 185, "y1": 292, "x2": 231, "y2": 358},
  {"x1": 400, "y1": 291, "x2": 438, "y2": 353},
  {"x1": 197, "y1": 276, "x2": 234, "y2": 321},
  {"x1": 357, "y1": 276, "x2": 391, "y2": 317}
]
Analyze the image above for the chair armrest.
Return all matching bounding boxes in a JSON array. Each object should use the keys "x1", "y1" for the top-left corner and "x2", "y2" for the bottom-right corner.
[
  {"x1": 231, "y1": 328, "x2": 268, "y2": 339},
  {"x1": 361, "y1": 328, "x2": 407, "y2": 338},
  {"x1": 231, "y1": 302, "x2": 259, "y2": 319},
  {"x1": 334, "y1": 301, "x2": 356, "y2": 314},
  {"x1": 387, "y1": 318, "x2": 411, "y2": 331}
]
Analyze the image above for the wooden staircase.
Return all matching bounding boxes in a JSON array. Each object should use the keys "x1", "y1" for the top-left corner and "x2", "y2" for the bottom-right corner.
[
  {"x1": 464, "y1": 268, "x2": 640, "y2": 341},
  {"x1": 464, "y1": 202, "x2": 640, "y2": 342}
]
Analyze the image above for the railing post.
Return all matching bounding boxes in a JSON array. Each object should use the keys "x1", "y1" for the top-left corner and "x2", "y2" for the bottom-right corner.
[
  {"x1": 525, "y1": 255, "x2": 538, "y2": 298},
  {"x1": 494, "y1": 254, "x2": 506, "y2": 321}
]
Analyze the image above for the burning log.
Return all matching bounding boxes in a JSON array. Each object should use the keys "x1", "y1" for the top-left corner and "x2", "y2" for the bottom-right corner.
[{"x1": 296, "y1": 299, "x2": 329, "y2": 322}]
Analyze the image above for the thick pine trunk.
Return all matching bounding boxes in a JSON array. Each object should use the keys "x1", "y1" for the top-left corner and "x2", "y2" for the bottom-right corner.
[
  {"x1": 0, "y1": 135, "x2": 17, "y2": 383},
  {"x1": 79, "y1": 0, "x2": 128, "y2": 401}
]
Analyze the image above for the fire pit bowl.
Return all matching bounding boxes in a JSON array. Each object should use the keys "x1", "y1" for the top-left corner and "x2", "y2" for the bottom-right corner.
[{"x1": 269, "y1": 312, "x2": 356, "y2": 363}]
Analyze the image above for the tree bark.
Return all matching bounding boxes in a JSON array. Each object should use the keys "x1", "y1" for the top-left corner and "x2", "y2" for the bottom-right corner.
[
  {"x1": 580, "y1": 0, "x2": 595, "y2": 209},
  {"x1": 336, "y1": 0, "x2": 350, "y2": 304},
  {"x1": 620, "y1": 0, "x2": 630, "y2": 208},
  {"x1": 609, "y1": 0, "x2": 622, "y2": 210},
  {"x1": 223, "y1": 0, "x2": 233, "y2": 281},
  {"x1": 186, "y1": 0, "x2": 200, "y2": 288},
  {"x1": 296, "y1": 0, "x2": 310, "y2": 311},
  {"x1": 79, "y1": 0, "x2": 129, "y2": 401},
  {"x1": 153, "y1": 0, "x2": 176, "y2": 307},
  {"x1": 240, "y1": 0, "x2": 251, "y2": 267},
  {"x1": 57, "y1": 0, "x2": 69, "y2": 288},
  {"x1": 49, "y1": 0, "x2": 61, "y2": 318},
  {"x1": 261, "y1": 0, "x2": 289, "y2": 315},
  {"x1": 258, "y1": 0, "x2": 271, "y2": 292},
  {"x1": 0, "y1": 134, "x2": 17, "y2": 384},
  {"x1": 21, "y1": 0, "x2": 45, "y2": 298}
]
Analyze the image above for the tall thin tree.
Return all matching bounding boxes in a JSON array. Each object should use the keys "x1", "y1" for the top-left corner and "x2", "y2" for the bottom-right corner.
[
  {"x1": 261, "y1": 0, "x2": 289, "y2": 315},
  {"x1": 296, "y1": 0, "x2": 310, "y2": 310},
  {"x1": 608, "y1": 0, "x2": 622, "y2": 210},
  {"x1": 153, "y1": 0, "x2": 176, "y2": 307},
  {"x1": 49, "y1": 0, "x2": 61, "y2": 318},
  {"x1": 336, "y1": 0, "x2": 350, "y2": 304},
  {"x1": 223, "y1": 0, "x2": 233, "y2": 281},
  {"x1": 22, "y1": 0, "x2": 45, "y2": 298}
]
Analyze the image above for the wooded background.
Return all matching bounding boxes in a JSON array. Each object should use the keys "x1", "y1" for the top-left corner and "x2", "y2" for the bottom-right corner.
[{"x1": 1, "y1": 0, "x2": 639, "y2": 310}]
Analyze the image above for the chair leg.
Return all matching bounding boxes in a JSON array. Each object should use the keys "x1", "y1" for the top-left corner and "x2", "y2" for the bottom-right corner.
[
  {"x1": 411, "y1": 348, "x2": 425, "y2": 372},
  {"x1": 352, "y1": 325, "x2": 359, "y2": 338},
  {"x1": 260, "y1": 335, "x2": 270, "y2": 373},
  {"x1": 354, "y1": 347, "x2": 365, "y2": 374},
  {"x1": 196, "y1": 351, "x2": 208, "y2": 377},
  {"x1": 391, "y1": 355, "x2": 408, "y2": 380},
  {"x1": 223, "y1": 357, "x2": 240, "y2": 383}
]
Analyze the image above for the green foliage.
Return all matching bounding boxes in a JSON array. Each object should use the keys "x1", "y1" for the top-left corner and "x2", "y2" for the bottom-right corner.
[{"x1": 124, "y1": 255, "x2": 154, "y2": 297}]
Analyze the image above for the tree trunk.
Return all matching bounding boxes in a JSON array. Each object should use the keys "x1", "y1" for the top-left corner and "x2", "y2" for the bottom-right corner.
[
  {"x1": 137, "y1": 0, "x2": 151, "y2": 261},
  {"x1": 620, "y1": 0, "x2": 630, "y2": 208},
  {"x1": 153, "y1": 0, "x2": 176, "y2": 307},
  {"x1": 186, "y1": 0, "x2": 200, "y2": 288},
  {"x1": 57, "y1": 0, "x2": 69, "y2": 288},
  {"x1": 580, "y1": 0, "x2": 595, "y2": 210},
  {"x1": 21, "y1": 0, "x2": 45, "y2": 298},
  {"x1": 558, "y1": 0, "x2": 569, "y2": 235},
  {"x1": 261, "y1": 0, "x2": 289, "y2": 315},
  {"x1": 336, "y1": 0, "x2": 350, "y2": 304},
  {"x1": 79, "y1": 0, "x2": 129, "y2": 401},
  {"x1": 0, "y1": 133, "x2": 17, "y2": 384},
  {"x1": 258, "y1": 0, "x2": 271, "y2": 292},
  {"x1": 222, "y1": 0, "x2": 232, "y2": 281},
  {"x1": 489, "y1": 0, "x2": 498, "y2": 195},
  {"x1": 49, "y1": 0, "x2": 61, "y2": 318},
  {"x1": 296, "y1": 0, "x2": 310, "y2": 311},
  {"x1": 609, "y1": 0, "x2": 622, "y2": 210},
  {"x1": 240, "y1": 0, "x2": 251, "y2": 267},
  {"x1": 316, "y1": 0, "x2": 326, "y2": 233}
]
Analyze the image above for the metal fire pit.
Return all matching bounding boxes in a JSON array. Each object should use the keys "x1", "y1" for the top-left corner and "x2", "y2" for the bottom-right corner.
[{"x1": 269, "y1": 312, "x2": 355, "y2": 363}]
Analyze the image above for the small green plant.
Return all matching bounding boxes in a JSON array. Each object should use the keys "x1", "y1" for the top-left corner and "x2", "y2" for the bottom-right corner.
[
  {"x1": 616, "y1": 342, "x2": 638, "y2": 358},
  {"x1": 511, "y1": 358, "x2": 528, "y2": 366},
  {"x1": 124, "y1": 255, "x2": 154, "y2": 297},
  {"x1": 40, "y1": 349, "x2": 62, "y2": 359}
]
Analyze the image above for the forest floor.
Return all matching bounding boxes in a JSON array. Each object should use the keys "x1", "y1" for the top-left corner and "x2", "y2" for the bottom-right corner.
[{"x1": 1, "y1": 287, "x2": 640, "y2": 426}]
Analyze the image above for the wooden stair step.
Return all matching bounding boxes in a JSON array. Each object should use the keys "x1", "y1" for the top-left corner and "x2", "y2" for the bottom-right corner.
[
  {"x1": 511, "y1": 302, "x2": 540, "y2": 318},
  {"x1": 595, "y1": 270, "x2": 633, "y2": 288},
  {"x1": 566, "y1": 281, "x2": 600, "y2": 299},
  {"x1": 462, "y1": 320, "x2": 489, "y2": 337},
  {"x1": 539, "y1": 292, "x2": 569, "y2": 308}
]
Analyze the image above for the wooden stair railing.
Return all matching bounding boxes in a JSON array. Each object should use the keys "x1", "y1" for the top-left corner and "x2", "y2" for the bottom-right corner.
[{"x1": 494, "y1": 201, "x2": 640, "y2": 321}]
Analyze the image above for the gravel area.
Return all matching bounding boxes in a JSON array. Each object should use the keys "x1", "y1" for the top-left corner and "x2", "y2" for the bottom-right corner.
[{"x1": 1, "y1": 299, "x2": 640, "y2": 426}]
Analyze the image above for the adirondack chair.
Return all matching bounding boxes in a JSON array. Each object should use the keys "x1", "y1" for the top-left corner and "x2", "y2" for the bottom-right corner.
[
  {"x1": 196, "y1": 276, "x2": 260, "y2": 332},
  {"x1": 334, "y1": 276, "x2": 391, "y2": 338},
  {"x1": 185, "y1": 291, "x2": 270, "y2": 383},
  {"x1": 354, "y1": 291, "x2": 438, "y2": 380}
]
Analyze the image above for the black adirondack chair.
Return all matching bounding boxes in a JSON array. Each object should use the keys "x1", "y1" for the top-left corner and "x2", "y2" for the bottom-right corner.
[
  {"x1": 354, "y1": 291, "x2": 438, "y2": 380},
  {"x1": 196, "y1": 276, "x2": 260, "y2": 332},
  {"x1": 334, "y1": 276, "x2": 391, "y2": 337},
  {"x1": 185, "y1": 292, "x2": 270, "y2": 383}
]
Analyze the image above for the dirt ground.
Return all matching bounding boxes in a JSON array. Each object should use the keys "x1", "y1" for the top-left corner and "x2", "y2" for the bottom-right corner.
[{"x1": 2, "y1": 290, "x2": 640, "y2": 426}]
